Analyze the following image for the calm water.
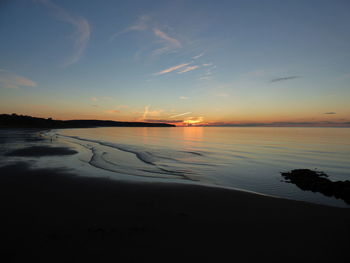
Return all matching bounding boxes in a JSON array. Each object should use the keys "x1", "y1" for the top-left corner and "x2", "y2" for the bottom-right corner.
[{"x1": 58, "y1": 127, "x2": 350, "y2": 207}]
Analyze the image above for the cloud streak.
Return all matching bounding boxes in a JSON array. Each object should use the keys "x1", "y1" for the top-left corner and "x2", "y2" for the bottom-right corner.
[
  {"x1": 123, "y1": 15, "x2": 150, "y2": 32},
  {"x1": 154, "y1": 63, "x2": 189, "y2": 75},
  {"x1": 36, "y1": 0, "x2": 91, "y2": 67},
  {"x1": 0, "y1": 70, "x2": 37, "y2": 89},
  {"x1": 139, "y1": 105, "x2": 163, "y2": 120},
  {"x1": 324, "y1": 112, "x2": 336, "y2": 115},
  {"x1": 178, "y1": 65, "x2": 200, "y2": 74},
  {"x1": 154, "y1": 61, "x2": 205, "y2": 76},
  {"x1": 111, "y1": 15, "x2": 151, "y2": 40},
  {"x1": 270, "y1": 76, "x2": 301, "y2": 83},
  {"x1": 192, "y1": 52, "x2": 205, "y2": 59},
  {"x1": 142, "y1": 105, "x2": 150, "y2": 120},
  {"x1": 170, "y1": 112, "x2": 192, "y2": 118},
  {"x1": 112, "y1": 15, "x2": 182, "y2": 57},
  {"x1": 152, "y1": 28, "x2": 182, "y2": 55}
]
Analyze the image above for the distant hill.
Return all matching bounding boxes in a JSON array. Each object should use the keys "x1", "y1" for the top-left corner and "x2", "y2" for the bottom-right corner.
[{"x1": 0, "y1": 114, "x2": 175, "y2": 128}]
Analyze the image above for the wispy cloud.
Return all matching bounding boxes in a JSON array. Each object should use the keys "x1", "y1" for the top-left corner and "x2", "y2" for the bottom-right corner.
[
  {"x1": 178, "y1": 65, "x2": 200, "y2": 74},
  {"x1": 152, "y1": 28, "x2": 181, "y2": 55},
  {"x1": 142, "y1": 105, "x2": 150, "y2": 120},
  {"x1": 179, "y1": 96, "x2": 189, "y2": 100},
  {"x1": 153, "y1": 61, "x2": 215, "y2": 80},
  {"x1": 170, "y1": 112, "x2": 192, "y2": 118},
  {"x1": 111, "y1": 15, "x2": 151, "y2": 40},
  {"x1": 154, "y1": 63, "x2": 189, "y2": 75},
  {"x1": 192, "y1": 52, "x2": 205, "y2": 59},
  {"x1": 198, "y1": 63, "x2": 215, "y2": 81},
  {"x1": 123, "y1": 15, "x2": 150, "y2": 32},
  {"x1": 0, "y1": 69, "x2": 37, "y2": 89},
  {"x1": 270, "y1": 76, "x2": 301, "y2": 83},
  {"x1": 36, "y1": 0, "x2": 91, "y2": 67},
  {"x1": 324, "y1": 112, "x2": 336, "y2": 115},
  {"x1": 112, "y1": 15, "x2": 182, "y2": 57},
  {"x1": 139, "y1": 105, "x2": 163, "y2": 120},
  {"x1": 153, "y1": 28, "x2": 181, "y2": 47}
]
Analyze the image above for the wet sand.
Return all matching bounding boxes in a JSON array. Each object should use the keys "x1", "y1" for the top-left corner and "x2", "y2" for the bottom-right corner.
[{"x1": 0, "y1": 135, "x2": 349, "y2": 262}]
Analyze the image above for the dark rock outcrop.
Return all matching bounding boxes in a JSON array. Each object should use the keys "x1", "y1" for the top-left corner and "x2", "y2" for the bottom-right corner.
[{"x1": 281, "y1": 169, "x2": 350, "y2": 204}]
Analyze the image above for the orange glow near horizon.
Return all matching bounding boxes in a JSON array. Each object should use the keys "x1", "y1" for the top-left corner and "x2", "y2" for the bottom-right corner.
[{"x1": 1, "y1": 108, "x2": 350, "y2": 127}]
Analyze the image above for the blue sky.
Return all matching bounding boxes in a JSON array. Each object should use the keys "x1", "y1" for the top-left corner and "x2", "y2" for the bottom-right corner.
[{"x1": 1, "y1": 0, "x2": 350, "y2": 125}]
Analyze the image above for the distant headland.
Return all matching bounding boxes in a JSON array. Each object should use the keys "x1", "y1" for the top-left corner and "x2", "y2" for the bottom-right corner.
[{"x1": 0, "y1": 114, "x2": 175, "y2": 128}]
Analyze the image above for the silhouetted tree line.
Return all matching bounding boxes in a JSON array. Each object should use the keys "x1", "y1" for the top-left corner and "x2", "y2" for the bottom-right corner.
[{"x1": 0, "y1": 114, "x2": 175, "y2": 128}]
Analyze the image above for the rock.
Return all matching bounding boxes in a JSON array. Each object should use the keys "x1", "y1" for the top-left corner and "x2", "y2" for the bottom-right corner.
[{"x1": 281, "y1": 169, "x2": 350, "y2": 205}]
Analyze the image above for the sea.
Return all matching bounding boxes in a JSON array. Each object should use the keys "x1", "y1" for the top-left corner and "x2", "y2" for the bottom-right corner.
[
  {"x1": 1, "y1": 127, "x2": 349, "y2": 207},
  {"x1": 55, "y1": 127, "x2": 350, "y2": 207}
]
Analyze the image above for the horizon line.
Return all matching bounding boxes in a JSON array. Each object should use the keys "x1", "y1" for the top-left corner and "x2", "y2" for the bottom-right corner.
[{"x1": 1, "y1": 113, "x2": 350, "y2": 128}]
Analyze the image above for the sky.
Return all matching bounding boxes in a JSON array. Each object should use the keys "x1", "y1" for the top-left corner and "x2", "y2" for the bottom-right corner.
[{"x1": 1, "y1": 0, "x2": 350, "y2": 126}]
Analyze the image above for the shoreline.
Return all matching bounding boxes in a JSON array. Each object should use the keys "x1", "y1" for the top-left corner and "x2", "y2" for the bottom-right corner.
[{"x1": 0, "y1": 128, "x2": 349, "y2": 262}]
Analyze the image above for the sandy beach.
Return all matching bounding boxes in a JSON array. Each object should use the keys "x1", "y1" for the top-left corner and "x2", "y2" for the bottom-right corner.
[{"x1": 0, "y1": 130, "x2": 349, "y2": 262}]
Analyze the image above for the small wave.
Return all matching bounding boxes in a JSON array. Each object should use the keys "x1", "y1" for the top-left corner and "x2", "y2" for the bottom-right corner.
[
  {"x1": 229, "y1": 154, "x2": 250, "y2": 159},
  {"x1": 181, "y1": 151, "x2": 203, "y2": 156},
  {"x1": 58, "y1": 134, "x2": 206, "y2": 180}
]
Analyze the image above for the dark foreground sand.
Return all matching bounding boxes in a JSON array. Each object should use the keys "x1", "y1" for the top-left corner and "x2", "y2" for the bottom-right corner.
[{"x1": 0, "y1": 146, "x2": 349, "y2": 262}]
